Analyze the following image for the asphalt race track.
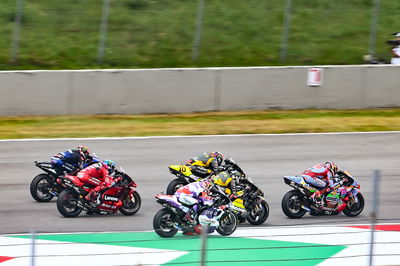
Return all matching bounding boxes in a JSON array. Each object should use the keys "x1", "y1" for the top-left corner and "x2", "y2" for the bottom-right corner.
[{"x1": 1, "y1": 132, "x2": 399, "y2": 234}]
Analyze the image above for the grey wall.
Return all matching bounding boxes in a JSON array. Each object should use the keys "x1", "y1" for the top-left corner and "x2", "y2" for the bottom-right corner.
[{"x1": 0, "y1": 65, "x2": 399, "y2": 116}]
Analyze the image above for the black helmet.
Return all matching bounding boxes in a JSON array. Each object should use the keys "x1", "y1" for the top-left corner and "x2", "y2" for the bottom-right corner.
[{"x1": 211, "y1": 151, "x2": 224, "y2": 166}]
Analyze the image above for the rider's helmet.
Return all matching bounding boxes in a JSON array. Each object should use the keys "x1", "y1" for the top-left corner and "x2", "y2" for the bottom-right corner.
[
  {"x1": 77, "y1": 145, "x2": 91, "y2": 160},
  {"x1": 325, "y1": 161, "x2": 338, "y2": 176},
  {"x1": 211, "y1": 151, "x2": 224, "y2": 166},
  {"x1": 212, "y1": 171, "x2": 233, "y2": 187},
  {"x1": 103, "y1": 160, "x2": 116, "y2": 174}
]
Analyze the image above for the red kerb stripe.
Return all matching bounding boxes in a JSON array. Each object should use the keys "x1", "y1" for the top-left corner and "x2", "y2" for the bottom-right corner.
[
  {"x1": 346, "y1": 224, "x2": 400, "y2": 231},
  {"x1": 0, "y1": 256, "x2": 14, "y2": 263}
]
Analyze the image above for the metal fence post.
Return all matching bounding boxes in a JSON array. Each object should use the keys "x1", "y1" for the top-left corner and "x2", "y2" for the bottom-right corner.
[
  {"x1": 10, "y1": 0, "x2": 24, "y2": 64},
  {"x1": 279, "y1": 0, "x2": 292, "y2": 63},
  {"x1": 191, "y1": 0, "x2": 205, "y2": 62},
  {"x1": 200, "y1": 225, "x2": 208, "y2": 266},
  {"x1": 97, "y1": 0, "x2": 111, "y2": 65},
  {"x1": 368, "y1": 0, "x2": 381, "y2": 56},
  {"x1": 369, "y1": 169, "x2": 380, "y2": 266},
  {"x1": 30, "y1": 230, "x2": 36, "y2": 266}
]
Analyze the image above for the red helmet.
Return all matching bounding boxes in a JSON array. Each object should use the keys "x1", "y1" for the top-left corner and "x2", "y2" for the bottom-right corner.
[
  {"x1": 77, "y1": 145, "x2": 91, "y2": 159},
  {"x1": 325, "y1": 161, "x2": 338, "y2": 175}
]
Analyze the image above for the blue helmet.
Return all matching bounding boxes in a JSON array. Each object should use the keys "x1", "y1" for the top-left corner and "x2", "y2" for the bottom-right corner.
[{"x1": 103, "y1": 160, "x2": 116, "y2": 174}]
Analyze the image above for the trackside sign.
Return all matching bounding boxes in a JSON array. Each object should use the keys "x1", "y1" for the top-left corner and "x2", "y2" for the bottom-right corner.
[{"x1": 307, "y1": 67, "x2": 323, "y2": 86}]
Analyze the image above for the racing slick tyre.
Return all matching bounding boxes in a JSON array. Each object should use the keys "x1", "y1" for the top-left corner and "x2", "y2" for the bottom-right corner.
[
  {"x1": 246, "y1": 199, "x2": 269, "y2": 225},
  {"x1": 30, "y1": 174, "x2": 55, "y2": 202},
  {"x1": 343, "y1": 192, "x2": 365, "y2": 217},
  {"x1": 166, "y1": 178, "x2": 188, "y2": 195},
  {"x1": 120, "y1": 191, "x2": 141, "y2": 216},
  {"x1": 281, "y1": 190, "x2": 307, "y2": 219},
  {"x1": 216, "y1": 211, "x2": 238, "y2": 236},
  {"x1": 153, "y1": 208, "x2": 178, "y2": 238},
  {"x1": 57, "y1": 189, "x2": 83, "y2": 218}
]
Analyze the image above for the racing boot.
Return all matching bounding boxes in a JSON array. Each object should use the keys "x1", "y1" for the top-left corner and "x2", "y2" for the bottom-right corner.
[
  {"x1": 310, "y1": 190, "x2": 324, "y2": 207},
  {"x1": 85, "y1": 185, "x2": 102, "y2": 202},
  {"x1": 184, "y1": 212, "x2": 196, "y2": 224},
  {"x1": 183, "y1": 224, "x2": 203, "y2": 235},
  {"x1": 85, "y1": 190, "x2": 97, "y2": 202}
]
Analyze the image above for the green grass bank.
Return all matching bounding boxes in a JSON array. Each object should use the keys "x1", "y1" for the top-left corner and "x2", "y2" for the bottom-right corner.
[{"x1": 1, "y1": 0, "x2": 400, "y2": 70}]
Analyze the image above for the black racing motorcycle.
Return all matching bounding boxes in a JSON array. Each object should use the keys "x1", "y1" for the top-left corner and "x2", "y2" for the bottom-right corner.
[
  {"x1": 165, "y1": 164, "x2": 203, "y2": 195},
  {"x1": 30, "y1": 161, "x2": 69, "y2": 202},
  {"x1": 223, "y1": 158, "x2": 269, "y2": 225}
]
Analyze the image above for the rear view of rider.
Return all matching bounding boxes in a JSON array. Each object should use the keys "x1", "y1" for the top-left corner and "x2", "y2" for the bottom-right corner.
[
  {"x1": 212, "y1": 171, "x2": 247, "y2": 216},
  {"x1": 51, "y1": 145, "x2": 98, "y2": 175},
  {"x1": 185, "y1": 151, "x2": 224, "y2": 178},
  {"x1": 173, "y1": 179, "x2": 214, "y2": 225},
  {"x1": 77, "y1": 160, "x2": 118, "y2": 204},
  {"x1": 302, "y1": 161, "x2": 338, "y2": 205},
  {"x1": 212, "y1": 171, "x2": 238, "y2": 200}
]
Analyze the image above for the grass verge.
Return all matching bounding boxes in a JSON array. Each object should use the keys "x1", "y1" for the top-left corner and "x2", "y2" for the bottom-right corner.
[{"x1": 0, "y1": 109, "x2": 400, "y2": 139}]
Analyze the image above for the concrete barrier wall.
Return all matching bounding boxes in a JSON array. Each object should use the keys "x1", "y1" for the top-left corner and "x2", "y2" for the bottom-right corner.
[{"x1": 0, "y1": 65, "x2": 399, "y2": 116}]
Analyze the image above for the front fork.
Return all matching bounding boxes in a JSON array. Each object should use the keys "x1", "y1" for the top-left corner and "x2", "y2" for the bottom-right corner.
[
  {"x1": 347, "y1": 189, "x2": 360, "y2": 206},
  {"x1": 127, "y1": 188, "x2": 137, "y2": 202}
]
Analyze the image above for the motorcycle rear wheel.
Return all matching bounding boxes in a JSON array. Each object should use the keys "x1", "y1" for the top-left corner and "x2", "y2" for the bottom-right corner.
[
  {"x1": 343, "y1": 192, "x2": 365, "y2": 217},
  {"x1": 281, "y1": 190, "x2": 307, "y2": 219},
  {"x1": 246, "y1": 199, "x2": 269, "y2": 225},
  {"x1": 153, "y1": 208, "x2": 178, "y2": 238},
  {"x1": 166, "y1": 178, "x2": 188, "y2": 195},
  {"x1": 30, "y1": 174, "x2": 55, "y2": 202},
  {"x1": 57, "y1": 189, "x2": 83, "y2": 218},
  {"x1": 216, "y1": 211, "x2": 238, "y2": 236},
  {"x1": 120, "y1": 191, "x2": 141, "y2": 216}
]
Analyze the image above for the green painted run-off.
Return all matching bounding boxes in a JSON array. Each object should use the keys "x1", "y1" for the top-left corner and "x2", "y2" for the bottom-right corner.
[{"x1": 14, "y1": 231, "x2": 346, "y2": 265}]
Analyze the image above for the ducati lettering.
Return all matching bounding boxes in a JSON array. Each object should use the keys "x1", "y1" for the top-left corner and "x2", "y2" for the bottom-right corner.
[{"x1": 101, "y1": 203, "x2": 114, "y2": 208}]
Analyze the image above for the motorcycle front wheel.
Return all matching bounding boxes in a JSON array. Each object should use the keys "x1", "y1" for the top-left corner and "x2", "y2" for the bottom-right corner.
[
  {"x1": 57, "y1": 189, "x2": 83, "y2": 218},
  {"x1": 30, "y1": 174, "x2": 56, "y2": 202},
  {"x1": 281, "y1": 190, "x2": 307, "y2": 219},
  {"x1": 120, "y1": 191, "x2": 141, "y2": 216},
  {"x1": 153, "y1": 208, "x2": 178, "y2": 238},
  {"x1": 246, "y1": 199, "x2": 269, "y2": 225},
  {"x1": 166, "y1": 178, "x2": 188, "y2": 195},
  {"x1": 216, "y1": 211, "x2": 238, "y2": 236},
  {"x1": 343, "y1": 192, "x2": 365, "y2": 217}
]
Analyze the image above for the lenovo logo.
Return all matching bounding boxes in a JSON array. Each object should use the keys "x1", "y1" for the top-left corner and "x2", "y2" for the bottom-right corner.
[{"x1": 104, "y1": 195, "x2": 119, "y2": 202}]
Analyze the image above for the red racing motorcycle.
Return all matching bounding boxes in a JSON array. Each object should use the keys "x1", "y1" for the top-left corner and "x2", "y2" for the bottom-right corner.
[{"x1": 56, "y1": 168, "x2": 141, "y2": 217}]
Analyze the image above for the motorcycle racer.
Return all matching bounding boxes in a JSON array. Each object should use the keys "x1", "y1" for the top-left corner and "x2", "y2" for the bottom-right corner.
[
  {"x1": 212, "y1": 171, "x2": 247, "y2": 217},
  {"x1": 185, "y1": 151, "x2": 224, "y2": 178},
  {"x1": 51, "y1": 145, "x2": 98, "y2": 175},
  {"x1": 173, "y1": 179, "x2": 215, "y2": 225},
  {"x1": 302, "y1": 161, "x2": 338, "y2": 205},
  {"x1": 212, "y1": 171, "x2": 238, "y2": 200},
  {"x1": 77, "y1": 160, "x2": 118, "y2": 204}
]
